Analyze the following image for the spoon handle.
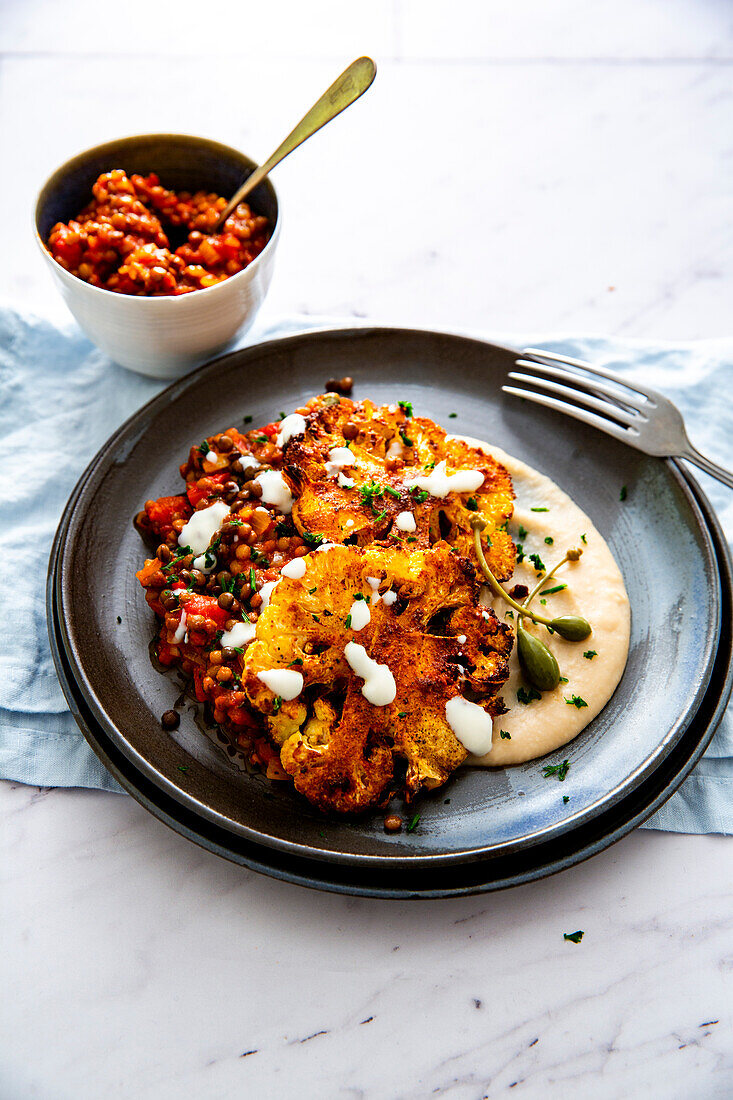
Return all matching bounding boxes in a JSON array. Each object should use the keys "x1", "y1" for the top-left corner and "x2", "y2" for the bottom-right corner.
[{"x1": 215, "y1": 56, "x2": 377, "y2": 228}]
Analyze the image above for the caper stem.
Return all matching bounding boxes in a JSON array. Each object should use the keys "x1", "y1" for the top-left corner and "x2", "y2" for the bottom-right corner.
[
  {"x1": 471, "y1": 522, "x2": 554, "y2": 626},
  {"x1": 522, "y1": 553, "x2": 572, "y2": 611}
]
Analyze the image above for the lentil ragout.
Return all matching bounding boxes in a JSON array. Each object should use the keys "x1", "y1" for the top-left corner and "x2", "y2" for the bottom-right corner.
[
  {"x1": 134, "y1": 395, "x2": 518, "y2": 814},
  {"x1": 47, "y1": 169, "x2": 270, "y2": 295}
]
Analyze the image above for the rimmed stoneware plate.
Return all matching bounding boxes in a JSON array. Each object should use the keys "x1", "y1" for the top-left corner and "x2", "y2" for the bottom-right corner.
[{"x1": 50, "y1": 328, "x2": 730, "y2": 874}]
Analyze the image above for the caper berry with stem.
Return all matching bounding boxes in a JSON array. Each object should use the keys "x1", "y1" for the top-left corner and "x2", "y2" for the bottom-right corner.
[{"x1": 517, "y1": 618, "x2": 560, "y2": 690}]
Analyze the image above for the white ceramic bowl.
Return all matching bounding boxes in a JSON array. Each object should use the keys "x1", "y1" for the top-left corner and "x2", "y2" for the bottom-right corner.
[{"x1": 34, "y1": 133, "x2": 280, "y2": 379}]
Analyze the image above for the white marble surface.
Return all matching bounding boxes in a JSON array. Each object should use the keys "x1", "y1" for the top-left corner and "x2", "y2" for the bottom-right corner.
[{"x1": 1, "y1": 2, "x2": 733, "y2": 1097}]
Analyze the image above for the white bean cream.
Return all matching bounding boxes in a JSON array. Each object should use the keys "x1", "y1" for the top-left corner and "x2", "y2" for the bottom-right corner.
[{"x1": 460, "y1": 441, "x2": 630, "y2": 767}]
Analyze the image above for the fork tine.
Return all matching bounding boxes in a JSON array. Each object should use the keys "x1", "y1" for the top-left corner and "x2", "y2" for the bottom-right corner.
[
  {"x1": 514, "y1": 359, "x2": 647, "y2": 415},
  {"x1": 522, "y1": 348, "x2": 659, "y2": 402},
  {"x1": 502, "y1": 385, "x2": 639, "y2": 445},
  {"x1": 507, "y1": 371, "x2": 641, "y2": 427}
]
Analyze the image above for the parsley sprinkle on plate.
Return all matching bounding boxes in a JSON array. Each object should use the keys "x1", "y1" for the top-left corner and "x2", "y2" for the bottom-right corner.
[{"x1": 563, "y1": 930, "x2": 584, "y2": 944}]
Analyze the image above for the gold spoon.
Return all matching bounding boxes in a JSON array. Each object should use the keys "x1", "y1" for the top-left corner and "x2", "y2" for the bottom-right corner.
[{"x1": 214, "y1": 56, "x2": 377, "y2": 229}]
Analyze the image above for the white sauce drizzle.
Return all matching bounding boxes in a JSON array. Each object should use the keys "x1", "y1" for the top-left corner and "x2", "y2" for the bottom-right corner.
[
  {"x1": 255, "y1": 471, "x2": 293, "y2": 514},
  {"x1": 386, "y1": 440, "x2": 403, "y2": 459},
  {"x1": 257, "y1": 668, "x2": 303, "y2": 700},
  {"x1": 178, "y1": 500, "x2": 230, "y2": 555},
  {"x1": 338, "y1": 473, "x2": 355, "y2": 489},
  {"x1": 457, "y1": 634, "x2": 467, "y2": 644},
  {"x1": 259, "y1": 580, "x2": 280, "y2": 608},
  {"x1": 404, "y1": 459, "x2": 483, "y2": 498},
  {"x1": 445, "y1": 696, "x2": 494, "y2": 755},
  {"x1": 395, "y1": 510, "x2": 416, "y2": 532},
  {"x1": 221, "y1": 621, "x2": 256, "y2": 648},
  {"x1": 348, "y1": 599, "x2": 371, "y2": 631},
  {"x1": 381, "y1": 590, "x2": 397, "y2": 607},
  {"x1": 205, "y1": 450, "x2": 217, "y2": 464},
  {"x1": 280, "y1": 557, "x2": 307, "y2": 580},
  {"x1": 192, "y1": 553, "x2": 217, "y2": 574},
  {"x1": 365, "y1": 576, "x2": 397, "y2": 607},
  {"x1": 276, "y1": 413, "x2": 306, "y2": 449},
  {"x1": 344, "y1": 642, "x2": 396, "y2": 706},
  {"x1": 325, "y1": 447, "x2": 355, "y2": 477},
  {"x1": 314, "y1": 542, "x2": 338, "y2": 553},
  {"x1": 173, "y1": 609, "x2": 187, "y2": 643}
]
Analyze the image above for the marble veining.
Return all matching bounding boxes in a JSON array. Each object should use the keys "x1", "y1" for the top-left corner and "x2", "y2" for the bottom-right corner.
[{"x1": 2, "y1": 1, "x2": 733, "y2": 1097}]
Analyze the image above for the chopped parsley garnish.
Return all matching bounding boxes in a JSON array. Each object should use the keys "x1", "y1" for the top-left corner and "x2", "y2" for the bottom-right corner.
[
  {"x1": 197, "y1": 439, "x2": 210, "y2": 456},
  {"x1": 399, "y1": 431, "x2": 413, "y2": 447},
  {"x1": 353, "y1": 592, "x2": 366, "y2": 600},
  {"x1": 540, "y1": 598, "x2": 547, "y2": 606},
  {"x1": 619, "y1": 485, "x2": 628, "y2": 501},
  {"x1": 540, "y1": 583, "x2": 567, "y2": 596},
  {"x1": 563, "y1": 795, "x2": 570, "y2": 804},
  {"x1": 385, "y1": 486, "x2": 401, "y2": 498},
  {"x1": 308, "y1": 586, "x2": 317, "y2": 594},
  {"x1": 424, "y1": 458, "x2": 436, "y2": 471},
  {"x1": 544, "y1": 536, "x2": 554, "y2": 545},
  {"x1": 256, "y1": 434, "x2": 268, "y2": 443},
  {"x1": 302, "y1": 530, "x2": 324, "y2": 547},
  {"x1": 448, "y1": 412, "x2": 457, "y2": 418},
  {"x1": 278, "y1": 411, "x2": 286, "y2": 420},
  {"x1": 563, "y1": 930, "x2": 584, "y2": 944},
  {"x1": 466, "y1": 496, "x2": 478, "y2": 511},
  {"x1": 406, "y1": 813, "x2": 421, "y2": 833},
  {"x1": 543, "y1": 759, "x2": 570, "y2": 781},
  {"x1": 407, "y1": 536, "x2": 418, "y2": 542},
  {"x1": 249, "y1": 567, "x2": 257, "y2": 592},
  {"x1": 234, "y1": 647, "x2": 245, "y2": 654},
  {"x1": 410, "y1": 486, "x2": 429, "y2": 503},
  {"x1": 288, "y1": 658, "x2": 303, "y2": 666},
  {"x1": 530, "y1": 506, "x2": 549, "y2": 513},
  {"x1": 312, "y1": 614, "x2": 320, "y2": 622},
  {"x1": 221, "y1": 575, "x2": 236, "y2": 593},
  {"x1": 358, "y1": 479, "x2": 385, "y2": 514},
  {"x1": 345, "y1": 614, "x2": 352, "y2": 628},
  {"x1": 397, "y1": 711, "x2": 407, "y2": 718},
  {"x1": 517, "y1": 685, "x2": 541, "y2": 705},
  {"x1": 518, "y1": 524, "x2": 528, "y2": 540},
  {"x1": 373, "y1": 508, "x2": 387, "y2": 523},
  {"x1": 566, "y1": 695, "x2": 588, "y2": 709},
  {"x1": 559, "y1": 676, "x2": 569, "y2": 684},
  {"x1": 500, "y1": 730, "x2": 511, "y2": 739},
  {"x1": 583, "y1": 650, "x2": 597, "y2": 660},
  {"x1": 243, "y1": 415, "x2": 253, "y2": 424},
  {"x1": 275, "y1": 519, "x2": 294, "y2": 538},
  {"x1": 581, "y1": 533, "x2": 587, "y2": 544},
  {"x1": 178, "y1": 765, "x2": 189, "y2": 774},
  {"x1": 515, "y1": 543, "x2": 525, "y2": 563},
  {"x1": 528, "y1": 553, "x2": 546, "y2": 573},
  {"x1": 505, "y1": 610, "x2": 514, "y2": 619},
  {"x1": 398, "y1": 400, "x2": 413, "y2": 417},
  {"x1": 272, "y1": 696, "x2": 283, "y2": 714}
]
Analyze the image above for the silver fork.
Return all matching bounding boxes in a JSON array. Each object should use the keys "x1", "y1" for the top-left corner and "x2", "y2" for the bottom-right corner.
[{"x1": 504, "y1": 348, "x2": 733, "y2": 490}]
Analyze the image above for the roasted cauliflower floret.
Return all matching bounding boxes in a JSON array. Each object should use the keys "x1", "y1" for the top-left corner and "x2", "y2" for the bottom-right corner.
[
  {"x1": 241, "y1": 543, "x2": 513, "y2": 814},
  {"x1": 283, "y1": 395, "x2": 515, "y2": 581}
]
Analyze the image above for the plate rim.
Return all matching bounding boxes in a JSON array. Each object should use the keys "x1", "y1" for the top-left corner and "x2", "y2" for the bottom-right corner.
[
  {"x1": 46, "y1": 458, "x2": 733, "y2": 897},
  {"x1": 49, "y1": 326, "x2": 727, "y2": 867}
]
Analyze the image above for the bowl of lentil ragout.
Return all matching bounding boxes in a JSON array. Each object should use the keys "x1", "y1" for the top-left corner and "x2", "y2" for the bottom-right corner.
[{"x1": 34, "y1": 133, "x2": 280, "y2": 379}]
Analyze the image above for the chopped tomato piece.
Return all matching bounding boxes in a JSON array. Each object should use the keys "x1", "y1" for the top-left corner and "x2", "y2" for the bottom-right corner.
[
  {"x1": 145, "y1": 494, "x2": 191, "y2": 536},
  {"x1": 186, "y1": 471, "x2": 229, "y2": 507},
  {"x1": 180, "y1": 593, "x2": 229, "y2": 628},
  {"x1": 136, "y1": 557, "x2": 162, "y2": 585}
]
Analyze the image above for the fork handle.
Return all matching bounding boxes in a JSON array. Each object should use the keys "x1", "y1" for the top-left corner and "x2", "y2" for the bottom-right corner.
[{"x1": 681, "y1": 446, "x2": 733, "y2": 490}]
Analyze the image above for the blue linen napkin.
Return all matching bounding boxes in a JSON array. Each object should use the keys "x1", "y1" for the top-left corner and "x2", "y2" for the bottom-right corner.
[{"x1": 1, "y1": 304, "x2": 731, "y2": 832}]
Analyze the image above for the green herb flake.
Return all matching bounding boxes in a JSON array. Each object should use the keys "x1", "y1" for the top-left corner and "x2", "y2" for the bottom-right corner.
[
  {"x1": 583, "y1": 650, "x2": 597, "y2": 660},
  {"x1": 256, "y1": 434, "x2": 268, "y2": 443},
  {"x1": 580, "y1": 533, "x2": 587, "y2": 544},
  {"x1": 515, "y1": 543, "x2": 525, "y2": 564},
  {"x1": 278, "y1": 411, "x2": 286, "y2": 420},
  {"x1": 410, "y1": 486, "x2": 429, "y2": 503},
  {"x1": 563, "y1": 795, "x2": 570, "y2": 804},
  {"x1": 540, "y1": 598, "x2": 547, "y2": 606},
  {"x1": 249, "y1": 567, "x2": 257, "y2": 592},
  {"x1": 505, "y1": 610, "x2": 514, "y2": 619},
  {"x1": 397, "y1": 711, "x2": 407, "y2": 718},
  {"x1": 543, "y1": 759, "x2": 570, "y2": 781},
  {"x1": 399, "y1": 431, "x2": 413, "y2": 447},
  {"x1": 312, "y1": 614, "x2": 320, "y2": 623},
  {"x1": 197, "y1": 439, "x2": 210, "y2": 456},
  {"x1": 406, "y1": 813, "x2": 421, "y2": 833},
  {"x1": 466, "y1": 496, "x2": 478, "y2": 511},
  {"x1": 530, "y1": 506, "x2": 549, "y2": 513},
  {"x1": 544, "y1": 536, "x2": 554, "y2": 545},
  {"x1": 517, "y1": 685, "x2": 542, "y2": 705},
  {"x1": 518, "y1": 524, "x2": 528, "y2": 540},
  {"x1": 243, "y1": 415, "x2": 253, "y2": 424},
  {"x1": 529, "y1": 553, "x2": 546, "y2": 573},
  {"x1": 500, "y1": 730, "x2": 511, "y2": 740},
  {"x1": 308, "y1": 586, "x2": 318, "y2": 594},
  {"x1": 563, "y1": 930, "x2": 584, "y2": 944},
  {"x1": 178, "y1": 765, "x2": 189, "y2": 774},
  {"x1": 288, "y1": 658, "x2": 304, "y2": 667},
  {"x1": 541, "y1": 583, "x2": 567, "y2": 596},
  {"x1": 425, "y1": 458, "x2": 436, "y2": 471},
  {"x1": 345, "y1": 614, "x2": 352, "y2": 628},
  {"x1": 385, "y1": 486, "x2": 401, "y2": 498},
  {"x1": 619, "y1": 485, "x2": 628, "y2": 501},
  {"x1": 448, "y1": 412, "x2": 457, "y2": 419},
  {"x1": 407, "y1": 536, "x2": 418, "y2": 542},
  {"x1": 272, "y1": 696, "x2": 283, "y2": 714},
  {"x1": 302, "y1": 530, "x2": 324, "y2": 547},
  {"x1": 566, "y1": 695, "x2": 588, "y2": 709},
  {"x1": 398, "y1": 400, "x2": 413, "y2": 418}
]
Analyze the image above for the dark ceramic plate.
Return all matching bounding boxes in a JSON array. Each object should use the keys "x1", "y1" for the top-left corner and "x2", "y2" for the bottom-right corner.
[
  {"x1": 50, "y1": 328, "x2": 727, "y2": 870},
  {"x1": 47, "y1": 457, "x2": 733, "y2": 897}
]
